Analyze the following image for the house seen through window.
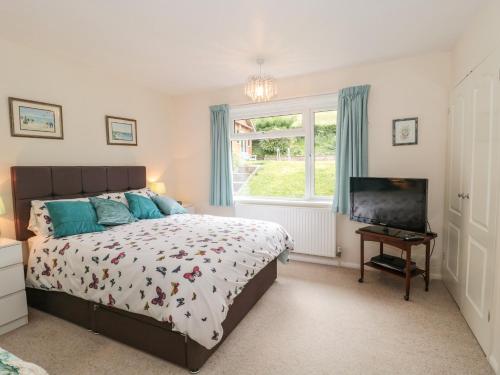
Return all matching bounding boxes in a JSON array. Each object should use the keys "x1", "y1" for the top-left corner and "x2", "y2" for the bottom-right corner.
[{"x1": 230, "y1": 96, "x2": 337, "y2": 201}]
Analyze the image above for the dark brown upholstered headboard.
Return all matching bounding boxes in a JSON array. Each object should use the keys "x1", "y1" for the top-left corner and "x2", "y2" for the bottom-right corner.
[{"x1": 11, "y1": 166, "x2": 146, "y2": 241}]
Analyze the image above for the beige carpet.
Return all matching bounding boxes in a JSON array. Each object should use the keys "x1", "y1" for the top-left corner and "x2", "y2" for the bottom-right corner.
[{"x1": 0, "y1": 261, "x2": 493, "y2": 375}]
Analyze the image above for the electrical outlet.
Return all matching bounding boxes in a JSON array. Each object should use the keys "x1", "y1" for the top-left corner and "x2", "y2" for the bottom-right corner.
[{"x1": 336, "y1": 246, "x2": 342, "y2": 257}]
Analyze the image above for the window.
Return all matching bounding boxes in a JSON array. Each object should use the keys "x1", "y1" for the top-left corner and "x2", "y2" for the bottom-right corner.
[{"x1": 230, "y1": 94, "x2": 337, "y2": 201}]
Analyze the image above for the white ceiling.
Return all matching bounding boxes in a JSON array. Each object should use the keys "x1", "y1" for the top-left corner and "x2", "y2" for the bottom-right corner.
[{"x1": 0, "y1": 0, "x2": 485, "y2": 95}]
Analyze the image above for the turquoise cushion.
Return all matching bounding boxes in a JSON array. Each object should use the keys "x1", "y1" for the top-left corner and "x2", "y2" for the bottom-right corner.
[
  {"x1": 45, "y1": 201, "x2": 105, "y2": 238},
  {"x1": 125, "y1": 193, "x2": 164, "y2": 220},
  {"x1": 152, "y1": 195, "x2": 187, "y2": 215},
  {"x1": 89, "y1": 197, "x2": 137, "y2": 226}
]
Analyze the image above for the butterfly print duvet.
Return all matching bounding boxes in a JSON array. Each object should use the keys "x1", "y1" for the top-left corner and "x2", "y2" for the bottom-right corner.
[{"x1": 26, "y1": 214, "x2": 292, "y2": 349}]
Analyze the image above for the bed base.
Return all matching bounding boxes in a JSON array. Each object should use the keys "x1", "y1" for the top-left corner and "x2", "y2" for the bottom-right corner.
[{"x1": 27, "y1": 258, "x2": 277, "y2": 372}]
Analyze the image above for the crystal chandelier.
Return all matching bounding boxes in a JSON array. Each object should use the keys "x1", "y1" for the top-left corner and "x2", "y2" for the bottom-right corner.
[{"x1": 245, "y1": 58, "x2": 277, "y2": 102}]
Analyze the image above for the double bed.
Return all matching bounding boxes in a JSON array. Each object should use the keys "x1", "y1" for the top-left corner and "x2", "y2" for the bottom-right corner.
[{"x1": 11, "y1": 166, "x2": 292, "y2": 372}]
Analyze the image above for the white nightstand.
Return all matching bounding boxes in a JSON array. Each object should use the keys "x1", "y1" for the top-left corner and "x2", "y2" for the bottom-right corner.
[
  {"x1": 0, "y1": 238, "x2": 28, "y2": 335},
  {"x1": 182, "y1": 203, "x2": 196, "y2": 214}
]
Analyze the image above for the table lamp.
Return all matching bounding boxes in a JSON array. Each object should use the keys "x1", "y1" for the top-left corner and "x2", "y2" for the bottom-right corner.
[{"x1": 150, "y1": 182, "x2": 166, "y2": 195}]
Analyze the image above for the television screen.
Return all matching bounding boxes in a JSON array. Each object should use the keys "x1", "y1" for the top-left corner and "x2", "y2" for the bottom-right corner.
[{"x1": 350, "y1": 177, "x2": 428, "y2": 233}]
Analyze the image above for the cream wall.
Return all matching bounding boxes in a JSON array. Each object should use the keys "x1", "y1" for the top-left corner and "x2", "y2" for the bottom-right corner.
[
  {"x1": 170, "y1": 52, "x2": 451, "y2": 277},
  {"x1": 0, "y1": 38, "x2": 174, "y2": 240},
  {"x1": 452, "y1": 0, "x2": 500, "y2": 86}
]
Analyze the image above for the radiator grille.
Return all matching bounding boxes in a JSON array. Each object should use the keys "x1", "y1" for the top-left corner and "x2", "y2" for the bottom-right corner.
[{"x1": 235, "y1": 203, "x2": 336, "y2": 258}]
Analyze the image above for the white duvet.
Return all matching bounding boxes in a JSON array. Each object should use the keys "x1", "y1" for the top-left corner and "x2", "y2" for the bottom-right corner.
[{"x1": 26, "y1": 214, "x2": 292, "y2": 349}]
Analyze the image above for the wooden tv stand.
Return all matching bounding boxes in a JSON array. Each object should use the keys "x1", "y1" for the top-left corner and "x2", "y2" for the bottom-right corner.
[{"x1": 355, "y1": 226, "x2": 437, "y2": 301}]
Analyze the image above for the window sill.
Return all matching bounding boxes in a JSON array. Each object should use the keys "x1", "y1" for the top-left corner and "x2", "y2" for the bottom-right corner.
[{"x1": 234, "y1": 197, "x2": 332, "y2": 209}]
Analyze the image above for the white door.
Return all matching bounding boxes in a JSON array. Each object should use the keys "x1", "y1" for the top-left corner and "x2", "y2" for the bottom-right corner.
[
  {"x1": 442, "y1": 80, "x2": 467, "y2": 303},
  {"x1": 460, "y1": 50, "x2": 500, "y2": 354}
]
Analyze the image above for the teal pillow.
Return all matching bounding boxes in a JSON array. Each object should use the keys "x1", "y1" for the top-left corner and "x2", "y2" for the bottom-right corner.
[
  {"x1": 152, "y1": 195, "x2": 187, "y2": 215},
  {"x1": 89, "y1": 197, "x2": 137, "y2": 226},
  {"x1": 45, "y1": 201, "x2": 105, "y2": 238},
  {"x1": 125, "y1": 193, "x2": 164, "y2": 220}
]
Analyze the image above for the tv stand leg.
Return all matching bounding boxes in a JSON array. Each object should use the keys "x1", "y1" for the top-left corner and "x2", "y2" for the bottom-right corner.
[
  {"x1": 359, "y1": 237, "x2": 364, "y2": 283},
  {"x1": 425, "y1": 242, "x2": 430, "y2": 292},
  {"x1": 404, "y1": 247, "x2": 411, "y2": 301}
]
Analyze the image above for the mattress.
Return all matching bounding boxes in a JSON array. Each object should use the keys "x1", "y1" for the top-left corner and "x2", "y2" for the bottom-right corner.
[{"x1": 26, "y1": 214, "x2": 292, "y2": 349}]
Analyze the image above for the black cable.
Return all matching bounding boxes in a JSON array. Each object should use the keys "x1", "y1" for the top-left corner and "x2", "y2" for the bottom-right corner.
[{"x1": 427, "y1": 219, "x2": 436, "y2": 257}]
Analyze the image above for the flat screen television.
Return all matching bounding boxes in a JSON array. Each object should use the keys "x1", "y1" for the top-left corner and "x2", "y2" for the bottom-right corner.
[{"x1": 350, "y1": 177, "x2": 428, "y2": 234}]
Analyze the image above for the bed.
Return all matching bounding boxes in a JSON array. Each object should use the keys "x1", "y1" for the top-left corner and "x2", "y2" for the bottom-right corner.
[
  {"x1": 0, "y1": 346, "x2": 48, "y2": 375},
  {"x1": 11, "y1": 166, "x2": 292, "y2": 372}
]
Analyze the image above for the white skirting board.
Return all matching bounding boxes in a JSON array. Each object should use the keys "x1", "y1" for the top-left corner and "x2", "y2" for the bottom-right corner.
[
  {"x1": 288, "y1": 252, "x2": 442, "y2": 280},
  {"x1": 235, "y1": 202, "x2": 336, "y2": 258}
]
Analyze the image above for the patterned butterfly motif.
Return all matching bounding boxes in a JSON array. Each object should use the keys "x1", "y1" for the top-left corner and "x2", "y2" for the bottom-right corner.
[
  {"x1": 42, "y1": 263, "x2": 51, "y2": 276},
  {"x1": 111, "y1": 252, "x2": 126, "y2": 265},
  {"x1": 108, "y1": 294, "x2": 116, "y2": 306},
  {"x1": 211, "y1": 331, "x2": 219, "y2": 341},
  {"x1": 59, "y1": 242, "x2": 70, "y2": 255},
  {"x1": 102, "y1": 269, "x2": 109, "y2": 280},
  {"x1": 155, "y1": 266, "x2": 167, "y2": 277},
  {"x1": 169, "y1": 250, "x2": 188, "y2": 259},
  {"x1": 172, "y1": 265, "x2": 181, "y2": 273},
  {"x1": 104, "y1": 242, "x2": 120, "y2": 249},
  {"x1": 210, "y1": 247, "x2": 225, "y2": 254},
  {"x1": 170, "y1": 282, "x2": 179, "y2": 296},
  {"x1": 89, "y1": 273, "x2": 99, "y2": 289},
  {"x1": 151, "y1": 287, "x2": 166, "y2": 306},
  {"x1": 183, "y1": 266, "x2": 202, "y2": 283}
]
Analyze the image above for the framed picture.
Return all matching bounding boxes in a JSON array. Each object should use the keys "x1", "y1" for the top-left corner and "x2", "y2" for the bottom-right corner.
[
  {"x1": 9, "y1": 97, "x2": 63, "y2": 139},
  {"x1": 106, "y1": 116, "x2": 137, "y2": 146},
  {"x1": 392, "y1": 117, "x2": 418, "y2": 146}
]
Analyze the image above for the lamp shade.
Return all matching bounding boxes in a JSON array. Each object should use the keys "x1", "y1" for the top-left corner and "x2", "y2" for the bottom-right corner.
[
  {"x1": 0, "y1": 197, "x2": 5, "y2": 216},
  {"x1": 150, "y1": 182, "x2": 166, "y2": 195}
]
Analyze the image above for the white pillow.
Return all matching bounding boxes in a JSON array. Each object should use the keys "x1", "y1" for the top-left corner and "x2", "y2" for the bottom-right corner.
[
  {"x1": 28, "y1": 207, "x2": 42, "y2": 236},
  {"x1": 96, "y1": 192, "x2": 129, "y2": 206},
  {"x1": 97, "y1": 188, "x2": 156, "y2": 207},
  {"x1": 30, "y1": 198, "x2": 89, "y2": 237},
  {"x1": 129, "y1": 188, "x2": 156, "y2": 198}
]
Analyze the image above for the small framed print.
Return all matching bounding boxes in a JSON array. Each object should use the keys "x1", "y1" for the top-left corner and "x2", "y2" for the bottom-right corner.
[
  {"x1": 9, "y1": 97, "x2": 63, "y2": 139},
  {"x1": 393, "y1": 117, "x2": 418, "y2": 146},
  {"x1": 106, "y1": 116, "x2": 137, "y2": 146}
]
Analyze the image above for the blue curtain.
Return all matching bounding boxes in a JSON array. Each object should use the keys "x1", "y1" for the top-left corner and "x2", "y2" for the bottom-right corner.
[
  {"x1": 333, "y1": 85, "x2": 370, "y2": 214},
  {"x1": 209, "y1": 104, "x2": 233, "y2": 206}
]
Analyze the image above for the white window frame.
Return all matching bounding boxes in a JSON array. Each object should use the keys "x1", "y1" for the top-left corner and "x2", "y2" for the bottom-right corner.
[{"x1": 229, "y1": 93, "x2": 338, "y2": 203}]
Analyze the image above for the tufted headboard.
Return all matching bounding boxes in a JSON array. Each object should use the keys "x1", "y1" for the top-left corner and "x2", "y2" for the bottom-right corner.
[{"x1": 10, "y1": 166, "x2": 146, "y2": 241}]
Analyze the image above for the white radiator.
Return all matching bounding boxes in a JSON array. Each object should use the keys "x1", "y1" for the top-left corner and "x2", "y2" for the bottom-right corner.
[{"x1": 235, "y1": 203, "x2": 336, "y2": 258}]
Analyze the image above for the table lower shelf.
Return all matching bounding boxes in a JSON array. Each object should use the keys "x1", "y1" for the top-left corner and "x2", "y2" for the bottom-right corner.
[{"x1": 364, "y1": 261, "x2": 425, "y2": 278}]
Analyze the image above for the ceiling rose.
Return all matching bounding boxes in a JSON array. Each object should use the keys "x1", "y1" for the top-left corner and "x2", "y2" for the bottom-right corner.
[{"x1": 245, "y1": 58, "x2": 277, "y2": 103}]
